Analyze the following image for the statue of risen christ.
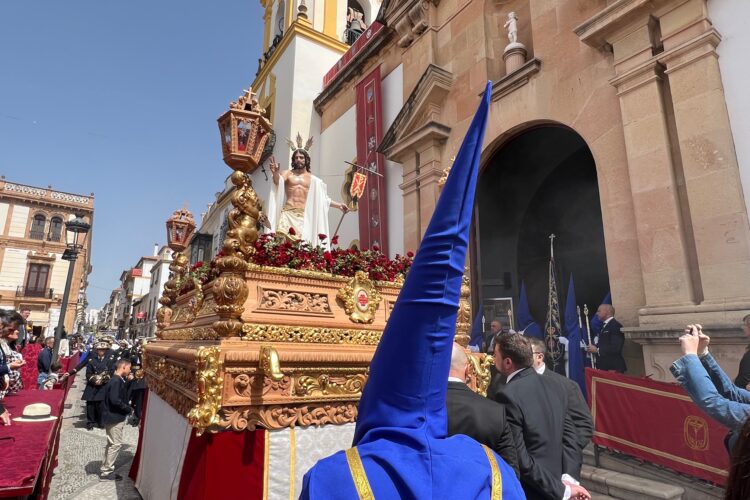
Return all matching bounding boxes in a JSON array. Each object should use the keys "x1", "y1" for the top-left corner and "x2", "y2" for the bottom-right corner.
[{"x1": 267, "y1": 148, "x2": 348, "y2": 249}]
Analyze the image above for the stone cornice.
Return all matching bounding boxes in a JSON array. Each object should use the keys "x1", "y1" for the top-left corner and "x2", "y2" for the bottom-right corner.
[
  {"x1": 609, "y1": 28, "x2": 720, "y2": 94},
  {"x1": 386, "y1": 122, "x2": 451, "y2": 163},
  {"x1": 491, "y1": 58, "x2": 542, "y2": 101},
  {"x1": 574, "y1": 0, "x2": 674, "y2": 49},
  {"x1": 380, "y1": 64, "x2": 453, "y2": 160}
]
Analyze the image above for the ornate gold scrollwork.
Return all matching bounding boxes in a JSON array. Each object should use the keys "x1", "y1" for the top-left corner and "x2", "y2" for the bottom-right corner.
[
  {"x1": 240, "y1": 322, "x2": 382, "y2": 345},
  {"x1": 337, "y1": 271, "x2": 382, "y2": 324},
  {"x1": 217, "y1": 402, "x2": 358, "y2": 431},
  {"x1": 295, "y1": 373, "x2": 368, "y2": 397},
  {"x1": 258, "y1": 289, "x2": 332, "y2": 314},
  {"x1": 156, "y1": 252, "x2": 189, "y2": 334},
  {"x1": 159, "y1": 326, "x2": 219, "y2": 341},
  {"x1": 455, "y1": 268, "x2": 472, "y2": 347},
  {"x1": 187, "y1": 346, "x2": 224, "y2": 435},
  {"x1": 233, "y1": 373, "x2": 291, "y2": 398},
  {"x1": 184, "y1": 279, "x2": 204, "y2": 324},
  {"x1": 259, "y1": 345, "x2": 284, "y2": 381},
  {"x1": 213, "y1": 170, "x2": 261, "y2": 337},
  {"x1": 467, "y1": 353, "x2": 494, "y2": 397}
]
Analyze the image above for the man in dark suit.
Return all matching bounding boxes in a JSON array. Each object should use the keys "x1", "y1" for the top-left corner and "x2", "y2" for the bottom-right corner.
[
  {"x1": 530, "y1": 337, "x2": 593, "y2": 475},
  {"x1": 586, "y1": 304, "x2": 626, "y2": 373},
  {"x1": 446, "y1": 343, "x2": 518, "y2": 476},
  {"x1": 18, "y1": 307, "x2": 31, "y2": 350},
  {"x1": 99, "y1": 358, "x2": 133, "y2": 481},
  {"x1": 82, "y1": 342, "x2": 114, "y2": 430},
  {"x1": 493, "y1": 333, "x2": 590, "y2": 500}
]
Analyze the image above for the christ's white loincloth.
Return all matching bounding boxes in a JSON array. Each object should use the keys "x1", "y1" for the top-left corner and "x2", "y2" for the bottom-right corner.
[
  {"x1": 276, "y1": 207, "x2": 305, "y2": 240},
  {"x1": 267, "y1": 173, "x2": 332, "y2": 249}
]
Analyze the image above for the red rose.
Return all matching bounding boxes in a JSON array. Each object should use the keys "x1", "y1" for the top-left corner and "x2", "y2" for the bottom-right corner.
[
  {"x1": 372, "y1": 245, "x2": 380, "y2": 252},
  {"x1": 331, "y1": 235, "x2": 339, "y2": 245},
  {"x1": 318, "y1": 233, "x2": 327, "y2": 241},
  {"x1": 288, "y1": 227, "x2": 296, "y2": 236},
  {"x1": 406, "y1": 251, "x2": 414, "y2": 258}
]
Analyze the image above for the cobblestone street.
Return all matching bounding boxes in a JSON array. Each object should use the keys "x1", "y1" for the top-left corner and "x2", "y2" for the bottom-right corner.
[{"x1": 48, "y1": 380, "x2": 141, "y2": 500}]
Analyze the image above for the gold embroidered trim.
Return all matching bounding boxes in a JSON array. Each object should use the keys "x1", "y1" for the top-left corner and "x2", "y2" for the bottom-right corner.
[
  {"x1": 345, "y1": 447, "x2": 375, "y2": 500},
  {"x1": 263, "y1": 430, "x2": 270, "y2": 499},
  {"x1": 289, "y1": 427, "x2": 297, "y2": 500},
  {"x1": 482, "y1": 445, "x2": 503, "y2": 500}
]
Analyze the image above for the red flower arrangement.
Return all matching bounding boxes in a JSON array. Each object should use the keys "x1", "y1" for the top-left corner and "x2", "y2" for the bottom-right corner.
[
  {"x1": 246, "y1": 233, "x2": 413, "y2": 282},
  {"x1": 175, "y1": 234, "x2": 414, "y2": 297}
]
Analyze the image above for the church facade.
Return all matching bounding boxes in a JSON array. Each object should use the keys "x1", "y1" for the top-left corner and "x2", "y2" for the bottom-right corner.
[{"x1": 242, "y1": 0, "x2": 750, "y2": 380}]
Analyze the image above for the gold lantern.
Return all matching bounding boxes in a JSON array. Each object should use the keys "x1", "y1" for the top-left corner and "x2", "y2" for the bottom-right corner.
[
  {"x1": 156, "y1": 207, "x2": 196, "y2": 334},
  {"x1": 165, "y1": 207, "x2": 196, "y2": 253},
  {"x1": 217, "y1": 88, "x2": 272, "y2": 172}
]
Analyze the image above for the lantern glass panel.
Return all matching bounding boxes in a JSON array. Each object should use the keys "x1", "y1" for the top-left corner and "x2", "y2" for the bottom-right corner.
[
  {"x1": 237, "y1": 120, "x2": 250, "y2": 152},
  {"x1": 222, "y1": 122, "x2": 232, "y2": 148},
  {"x1": 174, "y1": 225, "x2": 185, "y2": 245}
]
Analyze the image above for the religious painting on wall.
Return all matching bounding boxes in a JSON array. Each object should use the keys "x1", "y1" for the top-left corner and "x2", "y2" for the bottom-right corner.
[{"x1": 482, "y1": 297, "x2": 515, "y2": 332}]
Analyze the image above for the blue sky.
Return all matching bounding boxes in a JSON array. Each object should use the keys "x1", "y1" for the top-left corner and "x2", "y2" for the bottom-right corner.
[{"x1": 0, "y1": 1, "x2": 265, "y2": 309}]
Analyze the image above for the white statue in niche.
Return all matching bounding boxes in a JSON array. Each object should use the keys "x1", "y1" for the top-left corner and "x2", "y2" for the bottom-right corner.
[{"x1": 503, "y1": 12, "x2": 519, "y2": 45}]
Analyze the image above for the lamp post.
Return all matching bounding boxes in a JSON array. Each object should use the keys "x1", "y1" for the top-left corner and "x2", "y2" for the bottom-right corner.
[{"x1": 51, "y1": 214, "x2": 91, "y2": 366}]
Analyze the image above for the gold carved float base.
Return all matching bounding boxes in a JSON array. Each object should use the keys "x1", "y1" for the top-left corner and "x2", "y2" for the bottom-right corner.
[{"x1": 145, "y1": 268, "x2": 491, "y2": 435}]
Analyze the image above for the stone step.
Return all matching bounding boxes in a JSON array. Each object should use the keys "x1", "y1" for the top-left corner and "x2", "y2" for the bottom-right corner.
[
  {"x1": 583, "y1": 446, "x2": 724, "y2": 500},
  {"x1": 581, "y1": 464, "x2": 684, "y2": 500}
]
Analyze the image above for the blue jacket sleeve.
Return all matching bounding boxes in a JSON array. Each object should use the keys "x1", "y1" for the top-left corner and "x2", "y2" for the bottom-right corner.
[
  {"x1": 0, "y1": 363, "x2": 9, "y2": 377},
  {"x1": 700, "y1": 353, "x2": 750, "y2": 403},
  {"x1": 671, "y1": 354, "x2": 750, "y2": 430}
]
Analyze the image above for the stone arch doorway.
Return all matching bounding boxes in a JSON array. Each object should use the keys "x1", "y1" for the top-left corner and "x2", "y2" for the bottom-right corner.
[{"x1": 474, "y1": 124, "x2": 609, "y2": 330}]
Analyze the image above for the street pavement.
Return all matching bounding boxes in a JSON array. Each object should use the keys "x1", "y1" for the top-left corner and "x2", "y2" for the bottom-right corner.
[{"x1": 48, "y1": 378, "x2": 141, "y2": 500}]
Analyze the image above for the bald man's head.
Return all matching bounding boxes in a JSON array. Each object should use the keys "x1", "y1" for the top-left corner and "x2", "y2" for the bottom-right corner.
[
  {"x1": 596, "y1": 304, "x2": 615, "y2": 321},
  {"x1": 449, "y1": 343, "x2": 469, "y2": 382}
]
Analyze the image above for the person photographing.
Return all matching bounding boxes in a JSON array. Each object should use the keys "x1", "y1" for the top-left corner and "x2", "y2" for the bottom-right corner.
[{"x1": 671, "y1": 324, "x2": 750, "y2": 453}]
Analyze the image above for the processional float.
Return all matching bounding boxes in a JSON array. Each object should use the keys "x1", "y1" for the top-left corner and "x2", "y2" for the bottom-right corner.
[{"x1": 136, "y1": 89, "x2": 493, "y2": 499}]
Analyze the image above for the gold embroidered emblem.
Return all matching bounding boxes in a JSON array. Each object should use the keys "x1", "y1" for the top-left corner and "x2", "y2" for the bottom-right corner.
[{"x1": 684, "y1": 415, "x2": 709, "y2": 451}]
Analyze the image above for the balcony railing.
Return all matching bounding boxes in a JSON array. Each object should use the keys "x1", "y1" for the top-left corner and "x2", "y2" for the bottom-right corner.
[
  {"x1": 16, "y1": 286, "x2": 54, "y2": 299},
  {"x1": 47, "y1": 232, "x2": 62, "y2": 242},
  {"x1": 29, "y1": 230, "x2": 45, "y2": 240}
]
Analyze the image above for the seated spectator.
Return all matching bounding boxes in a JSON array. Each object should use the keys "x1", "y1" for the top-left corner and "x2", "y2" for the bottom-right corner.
[
  {"x1": 725, "y1": 417, "x2": 750, "y2": 500},
  {"x1": 0, "y1": 328, "x2": 25, "y2": 396},
  {"x1": 37, "y1": 336, "x2": 56, "y2": 389},
  {"x1": 0, "y1": 310, "x2": 24, "y2": 390},
  {"x1": 671, "y1": 324, "x2": 750, "y2": 452},
  {"x1": 42, "y1": 361, "x2": 66, "y2": 390},
  {"x1": 445, "y1": 342, "x2": 519, "y2": 476}
]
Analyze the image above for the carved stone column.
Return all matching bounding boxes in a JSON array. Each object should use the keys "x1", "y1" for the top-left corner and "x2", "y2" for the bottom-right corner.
[
  {"x1": 608, "y1": 20, "x2": 698, "y2": 311},
  {"x1": 658, "y1": 1, "x2": 750, "y2": 308}
]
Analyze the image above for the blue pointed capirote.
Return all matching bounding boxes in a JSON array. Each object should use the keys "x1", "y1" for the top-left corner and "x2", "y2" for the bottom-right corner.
[{"x1": 300, "y1": 82, "x2": 525, "y2": 499}]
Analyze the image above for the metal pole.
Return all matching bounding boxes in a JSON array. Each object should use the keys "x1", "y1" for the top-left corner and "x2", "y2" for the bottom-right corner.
[{"x1": 52, "y1": 250, "x2": 77, "y2": 366}]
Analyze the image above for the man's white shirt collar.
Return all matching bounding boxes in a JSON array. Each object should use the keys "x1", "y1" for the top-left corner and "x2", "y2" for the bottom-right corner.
[
  {"x1": 534, "y1": 364, "x2": 546, "y2": 375},
  {"x1": 603, "y1": 317, "x2": 614, "y2": 327},
  {"x1": 447, "y1": 376, "x2": 464, "y2": 383}
]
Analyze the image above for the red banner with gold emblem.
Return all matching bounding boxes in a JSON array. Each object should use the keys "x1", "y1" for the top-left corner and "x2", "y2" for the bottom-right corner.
[
  {"x1": 586, "y1": 368, "x2": 729, "y2": 485},
  {"x1": 355, "y1": 66, "x2": 388, "y2": 253}
]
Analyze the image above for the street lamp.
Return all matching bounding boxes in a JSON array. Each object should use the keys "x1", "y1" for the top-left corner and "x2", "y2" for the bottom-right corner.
[{"x1": 52, "y1": 214, "x2": 91, "y2": 365}]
